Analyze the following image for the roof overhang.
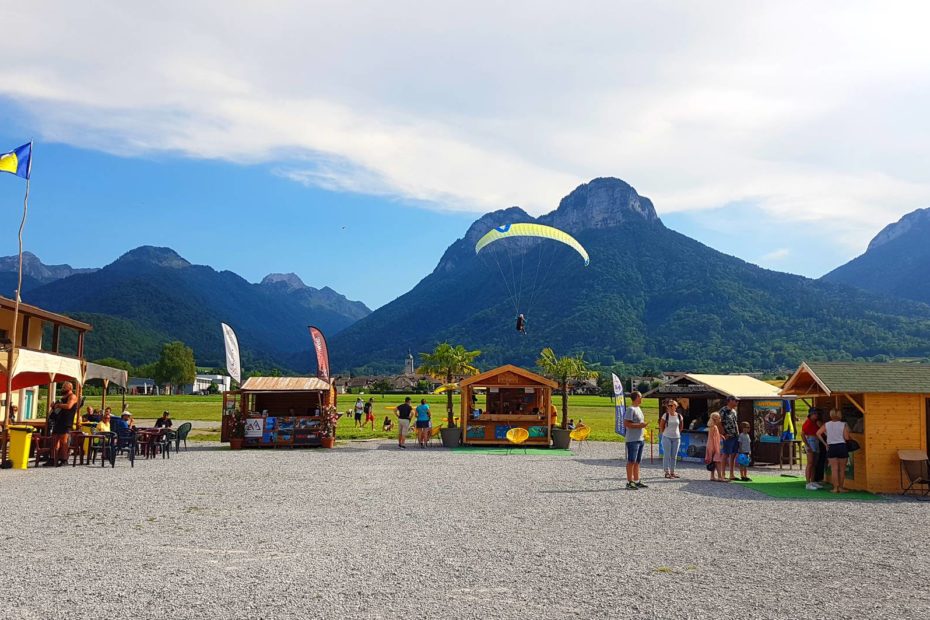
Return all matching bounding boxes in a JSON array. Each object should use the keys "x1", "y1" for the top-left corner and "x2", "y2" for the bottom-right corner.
[
  {"x1": 239, "y1": 376, "x2": 332, "y2": 392},
  {"x1": 647, "y1": 373, "x2": 788, "y2": 400},
  {"x1": 459, "y1": 364, "x2": 558, "y2": 389},
  {"x1": 0, "y1": 295, "x2": 92, "y2": 332},
  {"x1": 780, "y1": 363, "x2": 831, "y2": 397}
]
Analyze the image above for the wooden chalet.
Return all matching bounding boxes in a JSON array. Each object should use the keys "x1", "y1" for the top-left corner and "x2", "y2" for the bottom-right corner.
[
  {"x1": 781, "y1": 362, "x2": 930, "y2": 493},
  {"x1": 459, "y1": 365, "x2": 557, "y2": 447}
]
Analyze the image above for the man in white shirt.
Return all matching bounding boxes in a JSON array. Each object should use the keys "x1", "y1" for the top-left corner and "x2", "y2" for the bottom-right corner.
[{"x1": 623, "y1": 391, "x2": 649, "y2": 490}]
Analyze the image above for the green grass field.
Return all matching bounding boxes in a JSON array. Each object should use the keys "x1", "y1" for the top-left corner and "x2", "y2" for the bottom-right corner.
[{"x1": 53, "y1": 392, "x2": 661, "y2": 443}]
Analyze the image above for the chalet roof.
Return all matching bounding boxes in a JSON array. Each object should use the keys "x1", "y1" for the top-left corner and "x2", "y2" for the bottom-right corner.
[
  {"x1": 647, "y1": 373, "x2": 782, "y2": 400},
  {"x1": 240, "y1": 376, "x2": 331, "y2": 392},
  {"x1": 781, "y1": 362, "x2": 930, "y2": 396},
  {"x1": 0, "y1": 295, "x2": 92, "y2": 332},
  {"x1": 459, "y1": 364, "x2": 558, "y2": 389}
]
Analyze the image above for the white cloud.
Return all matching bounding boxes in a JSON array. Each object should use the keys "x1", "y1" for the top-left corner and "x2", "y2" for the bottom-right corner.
[
  {"x1": 2, "y1": 1, "x2": 930, "y2": 258},
  {"x1": 761, "y1": 248, "x2": 790, "y2": 262}
]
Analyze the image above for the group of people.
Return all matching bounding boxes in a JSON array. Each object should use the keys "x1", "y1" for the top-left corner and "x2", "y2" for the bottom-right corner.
[
  {"x1": 703, "y1": 396, "x2": 753, "y2": 482},
  {"x1": 352, "y1": 397, "x2": 376, "y2": 429},
  {"x1": 393, "y1": 396, "x2": 433, "y2": 448},
  {"x1": 40, "y1": 383, "x2": 171, "y2": 468},
  {"x1": 622, "y1": 392, "x2": 754, "y2": 489},
  {"x1": 802, "y1": 407, "x2": 852, "y2": 493}
]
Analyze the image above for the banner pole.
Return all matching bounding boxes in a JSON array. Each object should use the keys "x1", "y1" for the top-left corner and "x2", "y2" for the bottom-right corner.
[{"x1": 2, "y1": 142, "x2": 31, "y2": 462}]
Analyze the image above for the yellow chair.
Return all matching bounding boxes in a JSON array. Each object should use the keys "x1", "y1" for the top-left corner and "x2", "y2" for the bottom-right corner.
[
  {"x1": 506, "y1": 427, "x2": 529, "y2": 454},
  {"x1": 428, "y1": 424, "x2": 444, "y2": 447},
  {"x1": 569, "y1": 425, "x2": 591, "y2": 451}
]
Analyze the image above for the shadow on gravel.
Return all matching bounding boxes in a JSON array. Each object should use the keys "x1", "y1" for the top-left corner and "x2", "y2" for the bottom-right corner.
[
  {"x1": 538, "y1": 486, "x2": 629, "y2": 494},
  {"x1": 573, "y1": 458, "x2": 625, "y2": 468},
  {"x1": 678, "y1": 480, "x2": 774, "y2": 501}
]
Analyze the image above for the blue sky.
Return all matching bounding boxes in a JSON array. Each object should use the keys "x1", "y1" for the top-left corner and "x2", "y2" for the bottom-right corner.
[{"x1": 3, "y1": 2, "x2": 930, "y2": 308}]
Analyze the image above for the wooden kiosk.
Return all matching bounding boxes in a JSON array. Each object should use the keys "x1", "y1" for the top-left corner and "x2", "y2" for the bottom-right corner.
[
  {"x1": 459, "y1": 365, "x2": 557, "y2": 447},
  {"x1": 647, "y1": 374, "x2": 795, "y2": 466},
  {"x1": 781, "y1": 362, "x2": 930, "y2": 493},
  {"x1": 221, "y1": 376, "x2": 336, "y2": 448}
]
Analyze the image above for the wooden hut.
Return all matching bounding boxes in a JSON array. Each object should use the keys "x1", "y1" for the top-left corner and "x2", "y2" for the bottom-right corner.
[
  {"x1": 647, "y1": 374, "x2": 796, "y2": 466},
  {"x1": 221, "y1": 376, "x2": 337, "y2": 448},
  {"x1": 459, "y1": 365, "x2": 557, "y2": 447},
  {"x1": 780, "y1": 362, "x2": 930, "y2": 493}
]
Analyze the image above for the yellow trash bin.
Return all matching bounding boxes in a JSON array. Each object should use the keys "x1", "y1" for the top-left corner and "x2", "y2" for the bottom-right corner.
[{"x1": 8, "y1": 425, "x2": 37, "y2": 470}]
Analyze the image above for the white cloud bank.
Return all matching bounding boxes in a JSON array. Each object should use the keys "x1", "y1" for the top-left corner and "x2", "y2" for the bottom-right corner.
[{"x1": 3, "y1": 1, "x2": 930, "y2": 254}]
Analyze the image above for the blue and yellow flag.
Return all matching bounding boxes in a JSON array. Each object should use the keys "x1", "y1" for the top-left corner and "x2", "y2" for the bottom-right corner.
[{"x1": 0, "y1": 143, "x2": 32, "y2": 180}]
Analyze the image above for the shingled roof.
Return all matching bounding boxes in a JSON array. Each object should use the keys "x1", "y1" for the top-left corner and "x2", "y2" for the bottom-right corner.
[{"x1": 782, "y1": 362, "x2": 930, "y2": 395}]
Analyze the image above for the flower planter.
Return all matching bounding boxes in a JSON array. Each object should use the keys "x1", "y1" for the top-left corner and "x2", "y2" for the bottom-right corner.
[
  {"x1": 229, "y1": 438, "x2": 244, "y2": 450},
  {"x1": 551, "y1": 428, "x2": 572, "y2": 449},
  {"x1": 321, "y1": 436, "x2": 336, "y2": 449},
  {"x1": 440, "y1": 426, "x2": 462, "y2": 448}
]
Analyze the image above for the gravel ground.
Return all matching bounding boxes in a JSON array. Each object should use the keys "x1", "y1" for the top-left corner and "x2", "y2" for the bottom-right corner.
[{"x1": 1, "y1": 440, "x2": 928, "y2": 620}]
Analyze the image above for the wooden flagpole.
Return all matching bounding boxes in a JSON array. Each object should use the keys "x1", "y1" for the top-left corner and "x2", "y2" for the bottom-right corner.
[{"x1": 2, "y1": 141, "x2": 32, "y2": 462}]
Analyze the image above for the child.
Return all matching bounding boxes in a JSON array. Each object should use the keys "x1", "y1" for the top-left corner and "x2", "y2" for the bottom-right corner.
[
  {"x1": 382, "y1": 416, "x2": 394, "y2": 433},
  {"x1": 737, "y1": 421, "x2": 752, "y2": 481}
]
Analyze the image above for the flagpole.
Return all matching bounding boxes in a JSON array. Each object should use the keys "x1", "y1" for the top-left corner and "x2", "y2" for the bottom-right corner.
[{"x1": 3, "y1": 141, "x2": 31, "y2": 461}]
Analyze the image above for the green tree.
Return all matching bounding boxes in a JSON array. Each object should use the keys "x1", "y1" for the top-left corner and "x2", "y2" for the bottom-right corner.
[
  {"x1": 417, "y1": 343, "x2": 481, "y2": 426},
  {"x1": 370, "y1": 379, "x2": 393, "y2": 397},
  {"x1": 537, "y1": 348, "x2": 598, "y2": 430},
  {"x1": 153, "y1": 341, "x2": 196, "y2": 394}
]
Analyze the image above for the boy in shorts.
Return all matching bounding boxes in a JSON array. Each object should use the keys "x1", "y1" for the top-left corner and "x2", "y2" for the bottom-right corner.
[{"x1": 737, "y1": 421, "x2": 752, "y2": 481}]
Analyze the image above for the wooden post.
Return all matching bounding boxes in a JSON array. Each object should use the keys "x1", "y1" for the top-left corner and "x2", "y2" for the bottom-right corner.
[
  {"x1": 101, "y1": 379, "x2": 108, "y2": 411},
  {"x1": 51, "y1": 325, "x2": 60, "y2": 354}
]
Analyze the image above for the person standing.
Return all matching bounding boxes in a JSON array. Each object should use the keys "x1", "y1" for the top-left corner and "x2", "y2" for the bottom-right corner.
[
  {"x1": 363, "y1": 398, "x2": 375, "y2": 430},
  {"x1": 659, "y1": 399, "x2": 682, "y2": 479},
  {"x1": 705, "y1": 412, "x2": 724, "y2": 481},
  {"x1": 718, "y1": 396, "x2": 740, "y2": 481},
  {"x1": 395, "y1": 397, "x2": 414, "y2": 449},
  {"x1": 623, "y1": 391, "x2": 648, "y2": 490},
  {"x1": 817, "y1": 409, "x2": 851, "y2": 493},
  {"x1": 415, "y1": 399, "x2": 431, "y2": 447},
  {"x1": 354, "y1": 397, "x2": 364, "y2": 428},
  {"x1": 46, "y1": 381, "x2": 78, "y2": 467},
  {"x1": 802, "y1": 409, "x2": 823, "y2": 490},
  {"x1": 737, "y1": 422, "x2": 752, "y2": 481}
]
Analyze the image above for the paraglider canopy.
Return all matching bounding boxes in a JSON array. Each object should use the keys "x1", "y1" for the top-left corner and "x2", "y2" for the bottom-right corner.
[{"x1": 474, "y1": 223, "x2": 590, "y2": 266}]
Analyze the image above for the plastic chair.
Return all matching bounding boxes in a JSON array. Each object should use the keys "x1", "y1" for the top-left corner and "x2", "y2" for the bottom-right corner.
[
  {"x1": 67, "y1": 431, "x2": 87, "y2": 466},
  {"x1": 175, "y1": 422, "x2": 192, "y2": 452},
  {"x1": 32, "y1": 434, "x2": 56, "y2": 467},
  {"x1": 428, "y1": 425, "x2": 444, "y2": 447},
  {"x1": 88, "y1": 432, "x2": 116, "y2": 467},
  {"x1": 899, "y1": 450, "x2": 930, "y2": 498},
  {"x1": 569, "y1": 425, "x2": 591, "y2": 452},
  {"x1": 506, "y1": 427, "x2": 529, "y2": 454}
]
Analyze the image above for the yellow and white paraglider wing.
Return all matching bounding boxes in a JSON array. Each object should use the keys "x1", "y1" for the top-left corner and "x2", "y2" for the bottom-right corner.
[{"x1": 474, "y1": 223, "x2": 590, "y2": 266}]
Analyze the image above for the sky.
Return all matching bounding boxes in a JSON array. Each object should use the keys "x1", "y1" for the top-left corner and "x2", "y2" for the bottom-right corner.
[{"x1": 2, "y1": 1, "x2": 930, "y2": 308}]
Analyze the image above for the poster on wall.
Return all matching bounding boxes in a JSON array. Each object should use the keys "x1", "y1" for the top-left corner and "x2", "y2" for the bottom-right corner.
[
  {"x1": 659, "y1": 431, "x2": 708, "y2": 462},
  {"x1": 244, "y1": 418, "x2": 263, "y2": 438},
  {"x1": 753, "y1": 400, "x2": 785, "y2": 443}
]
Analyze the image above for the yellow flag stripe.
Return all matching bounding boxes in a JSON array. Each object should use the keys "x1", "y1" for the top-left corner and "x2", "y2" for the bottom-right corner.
[{"x1": 0, "y1": 152, "x2": 19, "y2": 175}]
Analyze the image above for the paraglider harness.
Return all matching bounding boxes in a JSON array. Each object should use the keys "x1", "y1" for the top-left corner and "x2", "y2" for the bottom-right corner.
[{"x1": 516, "y1": 314, "x2": 527, "y2": 335}]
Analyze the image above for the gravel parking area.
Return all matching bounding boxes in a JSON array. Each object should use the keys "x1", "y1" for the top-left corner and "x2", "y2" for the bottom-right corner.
[{"x1": 2, "y1": 440, "x2": 928, "y2": 620}]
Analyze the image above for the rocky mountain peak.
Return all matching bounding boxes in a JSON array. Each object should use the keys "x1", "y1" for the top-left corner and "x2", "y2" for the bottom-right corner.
[
  {"x1": 539, "y1": 177, "x2": 660, "y2": 234},
  {"x1": 261, "y1": 272, "x2": 309, "y2": 292},
  {"x1": 867, "y1": 207, "x2": 930, "y2": 251},
  {"x1": 0, "y1": 251, "x2": 96, "y2": 283}
]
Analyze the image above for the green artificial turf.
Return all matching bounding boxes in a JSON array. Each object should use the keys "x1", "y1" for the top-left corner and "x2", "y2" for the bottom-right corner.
[
  {"x1": 732, "y1": 475, "x2": 882, "y2": 501},
  {"x1": 452, "y1": 446, "x2": 573, "y2": 456}
]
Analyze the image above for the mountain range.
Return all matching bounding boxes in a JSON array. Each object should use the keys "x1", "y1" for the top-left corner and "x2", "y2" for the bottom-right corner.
[
  {"x1": 0, "y1": 247, "x2": 370, "y2": 369},
  {"x1": 823, "y1": 207, "x2": 930, "y2": 306},
  {"x1": 4, "y1": 177, "x2": 930, "y2": 375},
  {"x1": 329, "y1": 178, "x2": 930, "y2": 373}
]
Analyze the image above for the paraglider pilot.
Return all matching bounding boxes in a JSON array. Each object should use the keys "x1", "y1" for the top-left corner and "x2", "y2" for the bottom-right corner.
[{"x1": 516, "y1": 313, "x2": 527, "y2": 335}]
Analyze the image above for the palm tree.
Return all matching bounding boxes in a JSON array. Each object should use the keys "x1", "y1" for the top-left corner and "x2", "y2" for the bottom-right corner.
[
  {"x1": 536, "y1": 347, "x2": 597, "y2": 430},
  {"x1": 417, "y1": 343, "x2": 481, "y2": 426}
]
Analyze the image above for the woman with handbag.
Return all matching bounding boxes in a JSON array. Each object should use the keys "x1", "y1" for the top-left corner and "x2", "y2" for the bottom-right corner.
[
  {"x1": 659, "y1": 399, "x2": 683, "y2": 479},
  {"x1": 816, "y1": 409, "x2": 851, "y2": 493}
]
